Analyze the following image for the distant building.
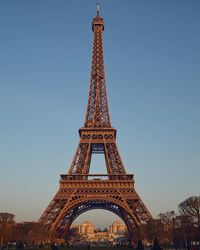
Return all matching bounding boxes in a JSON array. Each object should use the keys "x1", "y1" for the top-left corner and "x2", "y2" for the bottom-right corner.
[
  {"x1": 79, "y1": 221, "x2": 94, "y2": 234},
  {"x1": 70, "y1": 220, "x2": 127, "y2": 244},
  {"x1": 109, "y1": 220, "x2": 127, "y2": 234}
]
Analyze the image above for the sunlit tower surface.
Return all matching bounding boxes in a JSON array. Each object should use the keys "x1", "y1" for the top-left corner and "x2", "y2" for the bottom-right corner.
[{"x1": 39, "y1": 5, "x2": 152, "y2": 244}]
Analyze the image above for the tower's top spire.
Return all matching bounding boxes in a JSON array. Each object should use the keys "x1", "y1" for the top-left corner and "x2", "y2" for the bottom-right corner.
[
  {"x1": 97, "y1": 3, "x2": 100, "y2": 17},
  {"x1": 84, "y1": 3, "x2": 110, "y2": 128},
  {"x1": 92, "y1": 3, "x2": 104, "y2": 32}
]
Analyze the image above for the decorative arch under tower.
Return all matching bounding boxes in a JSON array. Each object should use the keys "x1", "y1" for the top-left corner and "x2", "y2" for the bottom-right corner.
[{"x1": 39, "y1": 5, "x2": 152, "y2": 244}]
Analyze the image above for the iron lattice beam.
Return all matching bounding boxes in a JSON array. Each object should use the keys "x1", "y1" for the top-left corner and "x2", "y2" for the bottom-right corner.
[{"x1": 39, "y1": 6, "x2": 152, "y2": 244}]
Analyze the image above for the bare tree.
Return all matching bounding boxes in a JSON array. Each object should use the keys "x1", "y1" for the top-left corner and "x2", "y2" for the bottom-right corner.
[
  {"x1": 0, "y1": 212, "x2": 15, "y2": 246},
  {"x1": 157, "y1": 211, "x2": 178, "y2": 245},
  {"x1": 157, "y1": 211, "x2": 177, "y2": 226},
  {"x1": 178, "y1": 196, "x2": 200, "y2": 239},
  {"x1": 10, "y1": 222, "x2": 50, "y2": 243},
  {"x1": 0, "y1": 213, "x2": 14, "y2": 224}
]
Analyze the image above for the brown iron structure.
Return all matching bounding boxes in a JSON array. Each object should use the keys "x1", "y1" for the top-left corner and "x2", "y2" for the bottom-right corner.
[{"x1": 39, "y1": 5, "x2": 152, "y2": 243}]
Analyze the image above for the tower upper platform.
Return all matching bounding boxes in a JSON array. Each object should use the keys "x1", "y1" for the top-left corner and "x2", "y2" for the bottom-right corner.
[{"x1": 92, "y1": 4, "x2": 104, "y2": 32}]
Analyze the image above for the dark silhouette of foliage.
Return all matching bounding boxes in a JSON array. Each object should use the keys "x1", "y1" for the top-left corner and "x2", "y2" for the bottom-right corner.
[
  {"x1": 152, "y1": 237, "x2": 162, "y2": 250},
  {"x1": 136, "y1": 239, "x2": 144, "y2": 250},
  {"x1": 0, "y1": 212, "x2": 15, "y2": 246},
  {"x1": 179, "y1": 196, "x2": 200, "y2": 237}
]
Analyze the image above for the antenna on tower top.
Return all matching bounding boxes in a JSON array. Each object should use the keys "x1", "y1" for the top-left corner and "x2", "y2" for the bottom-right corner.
[{"x1": 97, "y1": 3, "x2": 100, "y2": 17}]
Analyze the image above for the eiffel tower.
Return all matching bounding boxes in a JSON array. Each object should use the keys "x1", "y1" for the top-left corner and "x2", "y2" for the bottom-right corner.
[{"x1": 39, "y1": 5, "x2": 152, "y2": 243}]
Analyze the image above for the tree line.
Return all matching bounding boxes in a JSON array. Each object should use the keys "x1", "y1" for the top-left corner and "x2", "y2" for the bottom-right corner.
[
  {"x1": 0, "y1": 196, "x2": 200, "y2": 247},
  {"x1": 132, "y1": 196, "x2": 200, "y2": 248}
]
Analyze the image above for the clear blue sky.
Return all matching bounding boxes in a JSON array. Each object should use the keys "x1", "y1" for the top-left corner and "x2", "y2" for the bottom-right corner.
[{"x1": 0, "y1": 0, "x2": 200, "y2": 228}]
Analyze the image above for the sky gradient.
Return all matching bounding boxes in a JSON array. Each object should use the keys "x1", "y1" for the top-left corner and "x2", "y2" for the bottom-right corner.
[{"x1": 0, "y1": 0, "x2": 200, "y2": 228}]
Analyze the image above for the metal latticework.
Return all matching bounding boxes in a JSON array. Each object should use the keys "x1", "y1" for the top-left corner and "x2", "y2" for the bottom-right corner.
[
  {"x1": 84, "y1": 14, "x2": 110, "y2": 128},
  {"x1": 39, "y1": 6, "x2": 152, "y2": 244}
]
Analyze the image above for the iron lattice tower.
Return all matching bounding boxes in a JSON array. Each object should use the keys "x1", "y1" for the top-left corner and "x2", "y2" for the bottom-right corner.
[{"x1": 39, "y1": 5, "x2": 152, "y2": 243}]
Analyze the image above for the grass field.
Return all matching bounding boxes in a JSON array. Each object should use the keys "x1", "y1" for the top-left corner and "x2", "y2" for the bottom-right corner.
[{"x1": 23, "y1": 247, "x2": 133, "y2": 250}]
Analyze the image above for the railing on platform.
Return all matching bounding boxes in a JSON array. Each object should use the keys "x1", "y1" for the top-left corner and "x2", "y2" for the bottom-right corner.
[{"x1": 60, "y1": 174, "x2": 134, "y2": 181}]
